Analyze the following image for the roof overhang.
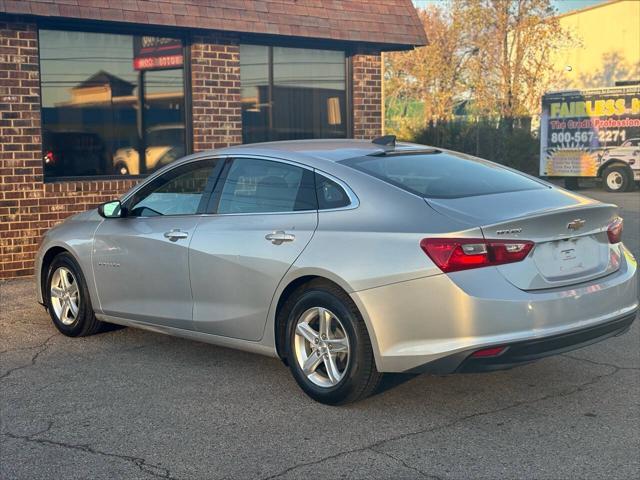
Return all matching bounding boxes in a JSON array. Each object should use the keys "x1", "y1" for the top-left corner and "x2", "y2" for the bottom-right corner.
[{"x1": 0, "y1": 0, "x2": 427, "y2": 51}]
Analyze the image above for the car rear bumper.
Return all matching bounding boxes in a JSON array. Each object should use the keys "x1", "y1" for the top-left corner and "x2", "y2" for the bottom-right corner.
[
  {"x1": 411, "y1": 311, "x2": 636, "y2": 374},
  {"x1": 351, "y1": 244, "x2": 638, "y2": 373}
]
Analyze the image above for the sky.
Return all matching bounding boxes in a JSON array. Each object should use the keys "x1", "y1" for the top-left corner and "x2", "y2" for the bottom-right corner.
[{"x1": 412, "y1": 0, "x2": 609, "y2": 14}]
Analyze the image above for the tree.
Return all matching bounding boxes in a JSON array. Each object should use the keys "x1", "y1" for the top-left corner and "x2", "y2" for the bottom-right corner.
[
  {"x1": 384, "y1": 0, "x2": 574, "y2": 134},
  {"x1": 460, "y1": 0, "x2": 574, "y2": 127},
  {"x1": 384, "y1": 3, "x2": 475, "y2": 132}
]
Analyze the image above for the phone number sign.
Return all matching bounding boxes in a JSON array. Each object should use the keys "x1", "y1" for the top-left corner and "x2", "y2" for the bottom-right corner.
[
  {"x1": 540, "y1": 88, "x2": 640, "y2": 177},
  {"x1": 133, "y1": 36, "x2": 183, "y2": 71}
]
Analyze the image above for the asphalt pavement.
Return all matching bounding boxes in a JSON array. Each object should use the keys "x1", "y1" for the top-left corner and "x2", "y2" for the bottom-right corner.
[{"x1": 1, "y1": 187, "x2": 639, "y2": 479}]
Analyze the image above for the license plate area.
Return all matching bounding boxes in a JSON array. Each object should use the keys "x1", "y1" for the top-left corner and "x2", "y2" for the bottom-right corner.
[{"x1": 533, "y1": 236, "x2": 606, "y2": 281}]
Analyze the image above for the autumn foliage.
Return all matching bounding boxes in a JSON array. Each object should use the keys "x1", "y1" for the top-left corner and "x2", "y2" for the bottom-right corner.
[{"x1": 385, "y1": 0, "x2": 574, "y2": 137}]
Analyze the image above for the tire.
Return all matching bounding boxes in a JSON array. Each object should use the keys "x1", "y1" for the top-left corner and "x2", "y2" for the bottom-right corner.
[
  {"x1": 283, "y1": 280, "x2": 382, "y2": 405},
  {"x1": 45, "y1": 252, "x2": 105, "y2": 337},
  {"x1": 602, "y1": 165, "x2": 633, "y2": 192},
  {"x1": 563, "y1": 177, "x2": 580, "y2": 190}
]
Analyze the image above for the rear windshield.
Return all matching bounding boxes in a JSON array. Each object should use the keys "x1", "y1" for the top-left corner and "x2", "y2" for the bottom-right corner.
[{"x1": 341, "y1": 152, "x2": 546, "y2": 199}]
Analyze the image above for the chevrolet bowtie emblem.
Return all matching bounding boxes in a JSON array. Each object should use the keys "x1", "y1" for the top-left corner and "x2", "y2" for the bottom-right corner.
[{"x1": 567, "y1": 219, "x2": 586, "y2": 231}]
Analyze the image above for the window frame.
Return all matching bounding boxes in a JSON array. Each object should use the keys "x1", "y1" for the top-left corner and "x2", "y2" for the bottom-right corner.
[
  {"x1": 315, "y1": 172, "x2": 353, "y2": 211},
  {"x1": 314, "y1": 170, "x2": 359, "y2": 212},
  {"x1": 120, "y1": 156, "x2": 225, "y2": 219},
  {"x1": 203, "y1": 155, "x2": 359, "y2": 216},
  {"x1": 239, "y1": 43, "x2": 353, "y2": 143},
  {"x1": 37, "y1": 20, "x2": 193, "y2": 183},
  {"x1": 207, "y1": 156, "x2": 318, "y2": 216}
]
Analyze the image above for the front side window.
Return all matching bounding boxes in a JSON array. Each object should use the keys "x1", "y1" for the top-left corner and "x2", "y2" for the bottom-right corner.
[
  {"x1": 240, "y1": 45, "x2": 347, "y2": 144},
  {"x1": 128, "y1": 160, "x2": 217, "y2": 217},
  {"x1": 217, "y1": 158, "x2": 316, "y2": 214},
  {"x1": 39, "y1": 29, "x2": 186, "y2": 179}
]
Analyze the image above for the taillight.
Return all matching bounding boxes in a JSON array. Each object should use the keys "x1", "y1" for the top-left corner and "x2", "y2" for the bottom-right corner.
[
  {"x1": 607, "y1": 217, "x2": 623, "y2": 244},
  {"x1": 420, "y1": 238, "x2": 534, "y2": 273},
  {"x1": 43, "y1": 150, "x2": 56, "y2": 165}
]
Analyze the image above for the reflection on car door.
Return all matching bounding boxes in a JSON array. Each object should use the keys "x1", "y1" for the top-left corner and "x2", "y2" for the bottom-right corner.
[
  {"x1": 190, "y1": 157, "x2": 318, "y2": 341},
  {"x1": 93, "y1": 159, "x2": 220, "y2": 328}
]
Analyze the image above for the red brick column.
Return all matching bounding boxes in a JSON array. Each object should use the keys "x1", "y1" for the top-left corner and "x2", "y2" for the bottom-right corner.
[
  {"x1": 0, "y1": 19, "x2": 47, "y2": 278},
  {"x1": 191, "y1": 33, "x2": 242, "y2": 151},
  {"x1": 352, "y1": 53, "x2": 382, "y2": 139}
]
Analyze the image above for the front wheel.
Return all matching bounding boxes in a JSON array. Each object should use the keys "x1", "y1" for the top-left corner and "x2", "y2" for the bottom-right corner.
[
  {"x1": 284, "y1": 280, "x2": 382, "y2": 405},
  {"x1": 602, "y1": 165, "x2": 633, "y2": 192},
  {"x1": 46, "y1": 252, "x2": 105, "y2": 337}
]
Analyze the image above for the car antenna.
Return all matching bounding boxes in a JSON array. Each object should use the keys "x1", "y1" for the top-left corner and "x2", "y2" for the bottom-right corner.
[{"x1": 372, "y1": 135, "x2": 396, "y2": 147}]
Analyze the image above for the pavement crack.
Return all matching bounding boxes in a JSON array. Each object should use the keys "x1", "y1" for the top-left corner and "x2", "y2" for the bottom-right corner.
[
  {"x1": 0, "y1": 334, "x2": 58, "y2": 382},
  {"x1": 0, "y1": 341, "x2": 51, "y2": 355},
  {"x1": 2, "y1": 428, "x2": 179, "y2": 480},
  {"x1": 261, "y1": 365, "x2": 621, "y2": 480},
  {"x1": 371, "y1": 448, "x2": 443, "y2": 480},
  {"x1": 561, "y1": 353, "x2": 640, "y2": 371}
]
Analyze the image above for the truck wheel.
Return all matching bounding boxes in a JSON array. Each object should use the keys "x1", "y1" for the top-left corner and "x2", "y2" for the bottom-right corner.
[
  {"x1": 563, "y1": 177, "x2": 579, "y2": 190},
  {"x1": 602, "y1": 165, "x2": 633, "y2": 192}
]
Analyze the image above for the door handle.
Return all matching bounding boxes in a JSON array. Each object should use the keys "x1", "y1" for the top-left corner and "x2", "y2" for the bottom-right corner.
[
  {"x1": 265, "y1": 231, "x2": 295, "y2": 245},
  {"x1": 164, "y1": 229, "x2": 189, "y2": 241}
]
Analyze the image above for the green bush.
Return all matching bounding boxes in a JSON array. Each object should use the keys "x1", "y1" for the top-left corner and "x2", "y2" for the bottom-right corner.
[{"x1": 402, "y1": 118, "x2": 539, "y2": 175}]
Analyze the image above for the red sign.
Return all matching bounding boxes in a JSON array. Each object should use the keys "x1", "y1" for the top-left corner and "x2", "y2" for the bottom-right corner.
[{"x1": 133, "y1": 36, "x2": 183, "y2": 71}]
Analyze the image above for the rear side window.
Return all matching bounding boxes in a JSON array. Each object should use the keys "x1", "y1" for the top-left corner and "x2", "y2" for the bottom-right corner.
[
  {"x1": 341, "y1": 153, "x2": 545, "y2": 199},
  {"x1": 315, "y1": 173, "x2": 351, "y2": 209},
  {"x1": 217, "y1": 158, "x2": 316, "y2": 214}
]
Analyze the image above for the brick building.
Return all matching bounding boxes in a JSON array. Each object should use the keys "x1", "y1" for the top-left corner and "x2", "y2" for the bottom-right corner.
[{"x1": 0, "y1": 0, "x2": 426, "y2": 279}]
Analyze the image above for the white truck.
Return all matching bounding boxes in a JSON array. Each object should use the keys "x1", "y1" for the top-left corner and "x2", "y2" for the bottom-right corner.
[{"x1": 540, "y1": 85, "x2": 640, "y2": 192}]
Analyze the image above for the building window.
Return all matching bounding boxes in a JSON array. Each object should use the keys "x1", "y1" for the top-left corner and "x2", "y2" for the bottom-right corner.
[
  {"x1": 240, "y1": 45, "x2": 347, "y2": 144},
  {"x1": 39, "y1": 29, "x2": 186, "y2": 179}
]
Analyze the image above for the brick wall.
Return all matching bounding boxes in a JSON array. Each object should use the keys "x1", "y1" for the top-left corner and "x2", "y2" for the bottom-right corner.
[
  {"x1": 352, "y1": 53, "x2": 382, "y2": 139},
  {"x1": 191, "y1": 33, "x2": 242, "y2": 151}
]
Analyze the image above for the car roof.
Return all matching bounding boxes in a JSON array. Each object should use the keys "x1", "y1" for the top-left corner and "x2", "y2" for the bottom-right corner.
[{"x1": 184, "y1": 139, "x2": 432, "y2": 166}]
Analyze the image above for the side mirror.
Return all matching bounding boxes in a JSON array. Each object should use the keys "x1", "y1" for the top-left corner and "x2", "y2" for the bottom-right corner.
[{"x1": 98, "y1": 200, "x2": 124, "y2": 218}]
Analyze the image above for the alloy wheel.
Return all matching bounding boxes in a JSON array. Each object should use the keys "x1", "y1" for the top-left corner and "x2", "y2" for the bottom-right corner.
[
  {"x1": 50, "y1": 266, "x2": 80, "y2": 325},
  {"x1": 293, "y1": 307, "x2": 350, "y2": 388}
]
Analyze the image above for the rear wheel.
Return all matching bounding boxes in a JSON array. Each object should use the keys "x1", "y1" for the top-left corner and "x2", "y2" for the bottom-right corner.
[
  {"x1": 46, "y1": 252, "x2": 104, "y2": 337},
  {"x1": 602, "y1": 165, "x2": 633, "y2": 192},
  {"x1": 284, "y1": 280, "x2": 382, "y2": 405}
]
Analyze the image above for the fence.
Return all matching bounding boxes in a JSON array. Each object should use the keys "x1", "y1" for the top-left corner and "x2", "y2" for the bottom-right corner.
[{"x1": 392, "y1": 118, "x2": 540, "y2": 175}]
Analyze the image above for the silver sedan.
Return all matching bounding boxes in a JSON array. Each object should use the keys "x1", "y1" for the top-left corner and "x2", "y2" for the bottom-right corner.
[{"x1": 36, "y1": 138, "x2": 638, "y2": 404}]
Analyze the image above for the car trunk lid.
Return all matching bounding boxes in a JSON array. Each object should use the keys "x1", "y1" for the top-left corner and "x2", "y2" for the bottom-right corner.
[{"x1": 425, "y1": 188, "x2": 622, "y2": 290}]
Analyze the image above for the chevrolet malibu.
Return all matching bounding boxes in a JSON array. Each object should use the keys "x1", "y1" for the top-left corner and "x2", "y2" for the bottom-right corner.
[{"x1": 36, "y1": 138, "x2": 638, "y2": 404}]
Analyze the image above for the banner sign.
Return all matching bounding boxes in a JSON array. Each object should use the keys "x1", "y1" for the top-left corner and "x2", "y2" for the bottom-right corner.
[
  {"x1": 133, "y1": 36, "x2": 183, "y2": 71},
  {"x1": 540, "y1": 86, "x2": 640, "y2": 177}
]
